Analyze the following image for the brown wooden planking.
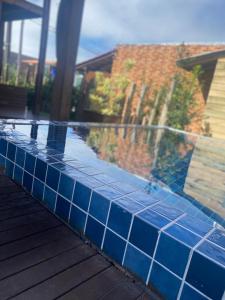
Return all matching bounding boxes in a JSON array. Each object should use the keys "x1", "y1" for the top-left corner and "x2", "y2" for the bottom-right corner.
[
  {"x1": 0, "y1": 245, "x2": 96, "y2": 299},
  {"x1": 0, "y1": 235, "x2": 82, "y2": 281},
  {"x1": 0, "y1": 225, "x2": 75, "y2": 261},
  {"x1": 13, "y1": 255, "x2": 111, "y2": 300},
  {"x1": 58, "y1": 267, "x2": 143, "y2": 300}
]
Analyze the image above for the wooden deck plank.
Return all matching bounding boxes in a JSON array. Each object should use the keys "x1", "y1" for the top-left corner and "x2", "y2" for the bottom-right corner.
[{"x1": 0, "y1": 174, "x2": 154, "y2": 300}]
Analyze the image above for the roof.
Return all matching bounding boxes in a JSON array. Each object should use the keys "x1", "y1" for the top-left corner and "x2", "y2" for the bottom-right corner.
[
  {"x1": 76, "y1": 50, "x2": 116, "y2": 72},
  {"x1": 1, "y1": 0, "x2": 43, "y2": 21},
  {"x1": 22, "y1": 59, "x2": 56, "y2": 66},
  {"x1": 176, "y1": 48, "x2": 225, "y2": 70}
]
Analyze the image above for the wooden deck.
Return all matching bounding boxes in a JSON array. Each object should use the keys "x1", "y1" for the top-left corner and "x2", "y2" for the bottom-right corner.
[{"x1": 0, "y1": 173, "x2": 156, "y2": 300}]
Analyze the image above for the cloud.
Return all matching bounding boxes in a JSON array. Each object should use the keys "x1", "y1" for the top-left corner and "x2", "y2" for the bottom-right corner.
[{"x1": 10, "y1": 0, "x2": 225, "y2": 62}]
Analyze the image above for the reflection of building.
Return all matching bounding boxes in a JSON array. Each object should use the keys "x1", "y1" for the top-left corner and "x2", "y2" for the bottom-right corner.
[{"x1": 184, "y1": 136, "x2": 225, "y2": 220}]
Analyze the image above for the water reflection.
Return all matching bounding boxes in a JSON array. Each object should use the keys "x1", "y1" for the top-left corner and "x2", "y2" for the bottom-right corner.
[{"x1": 5, "y1": 123, "x2": 225, "y2": 225}]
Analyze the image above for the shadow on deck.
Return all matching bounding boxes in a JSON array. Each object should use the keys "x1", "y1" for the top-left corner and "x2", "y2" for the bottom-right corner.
[{"x1": 0, "y1": 173, "x2": 156, "y2": 300}]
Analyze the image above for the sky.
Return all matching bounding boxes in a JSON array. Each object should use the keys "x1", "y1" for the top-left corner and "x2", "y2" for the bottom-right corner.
[{"x1": 10, "y1": 0, "x2": 225, "y2": 63}]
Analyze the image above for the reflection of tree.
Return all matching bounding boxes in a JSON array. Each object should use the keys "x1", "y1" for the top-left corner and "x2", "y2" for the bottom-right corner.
[{"x1": 151, "y1": 131, "x2": 195, "y2": 193}]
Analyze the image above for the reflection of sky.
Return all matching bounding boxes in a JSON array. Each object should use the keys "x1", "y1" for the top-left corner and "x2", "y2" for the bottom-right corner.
[{"x1": 5, "y1": 123, "x2": 225, "y2": 227}]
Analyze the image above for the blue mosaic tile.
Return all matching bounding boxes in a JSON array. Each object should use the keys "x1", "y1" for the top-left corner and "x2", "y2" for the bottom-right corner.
[
  {"x1": 186, "y1": 250, "x2": 225, "y2": 300},
  {"x1": 51, "y1": 162, "x2": 74, "y2": 173},
  {"x1": 23, "y1": 171, "x2": 33, "y2": 192},
  {"x1": 149, "y1": 262, "x2": 181, "y2": 300},
  {"x1": 73, "y1": 181, "x2": 92, "y2": 211},
  {"x1": 34, "y1": 158, "x2": 47, "y2": 182},
  {"x1": 111, "y1": 181, "x2": 137, "y2": 194},
  {"x1": 37, "y1": 154, "x2": 58, "y2": 164},
  {"x1": 128, "y1": 190, "x2": 159, "y2": 207},
  {"x1": 78, "y1": 167, "x2": 101, "y2": 176},
  {"x1": 24, "y1": 153, "x2": 36, "y2": 175},
  {"x1": 103, "y1": 230, "x2": 126, "y2": 264},
  {"x1": 58, "y1": 174, "x2": 75, "y2": 200},
  {"x1": 0, "y1": 139, "x2": 7, "y2": 156},
  {"x1": 197, "y1": 240, "x2": 225, "y2": 267},
  {"x1": 43, "y1": 186, "x2": 56, "y2": 211},
  {"x1": 151, "y1": 203, "x2": 183, "y2": 220},
  {"x1": 5, "y1": 159, "x2": 14, "y2": 178},
  {"x1": 138, "y1": 209, "x2": 171, "y2": 229},
  {"x1": 67, "y1": 160, "x2": 87, "y2": 168},
  {"x1": 13, "y1": 165, "x2": 23, "y2": 184},
  {"x1": 89, "y1": 191, "x2": 110, "y2": 224},
  {"x1": 85, "y1": 216, "x2": 104, "y2": 248},
  {"x1": 165, "y1": 224, "x2": 201, "y2": 248},
  {"x1": 55, "y1": 195, "x2": 71, "y2": 222},
  {"x1": 180, "y1": 284, "x2": 208, "y2": 300},
  {"x1": 7, "y1": 143, "x2": 16, "y2": 161},
  {"x1": 207, "y1": 229, "x2": 225, "y2": 249},
  {"x1": 114, "y1": 197, "x2": 144, "y2": 213},
  {"x1": 107, "y1": 201, "x2": 133, "y2": 238},
  {"x1": 69, "y1": 205, "x2": 86, "y2": 233},
  {"x1": 15, "y1": 147, "x2": 25, "y2": 167},
  {"x1": 46, "y1": 165, "x2": 60, "y2": 191},
  {"x1": 124, "y1": 244, "x2": 151, "y2": 282},
  {"x1": 32, "y1": 178, "x2": 44, "y2": 200},
  {"x1": 94, "y1": 186, "x2": 123, "y2": 200},
  {"x1": 155, "y1": 232, "x2": 190, "y2": 277},
  {"x1": 177, "y1": 215, "x2": 213, "y2": 237},
  {"x1": 94, "y1": 173, "x2": 116, "y2": 184},
  {"x1": 0, "y1": 154, "x2": 5, "y2": 167}
]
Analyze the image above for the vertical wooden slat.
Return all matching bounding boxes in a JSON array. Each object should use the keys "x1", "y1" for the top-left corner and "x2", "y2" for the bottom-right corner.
[
  {"x1": 50, "y1": 0, "x2": 85, "y2": 121},
  {"x1": 33, "y1": 0, "x2": 51, "y2": 117},
  {"x1": 121, "y1": 82, "x2": 136, "y2": 124},
  {"x1": 4, "y1": 21, "x2": 12, "y2": 82},
  {"x1": 0, "y1": 2, "x2": 4, "y2": 81},
  {"x1": 134, "y1": 84, "x2": 148, "y2": 124},
  {"x1": 16, "y1": 20, "x2": 24, "y2": 86}
]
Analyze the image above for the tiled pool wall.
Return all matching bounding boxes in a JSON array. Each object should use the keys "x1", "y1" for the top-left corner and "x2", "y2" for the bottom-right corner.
[{"x1": 0, "y1": 133, "x2": 225, "y2": 300}]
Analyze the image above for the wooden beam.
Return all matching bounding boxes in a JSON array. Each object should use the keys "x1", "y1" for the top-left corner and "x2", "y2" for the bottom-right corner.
[
  {"x1": 1, "y1": 0, "x2": 43, "y2": 20},
  {"x1": 15, "y1": 20, "x2": 24, "y2": 85},
  {"x1": 0, "y1": 2, "x2": 4, "y2": 81},
  {"x1": 33, "y1": 0, "x2": 51, "y2": 117},
  {"x1": 4, "y1": 21, "x2": 12, "y2": 82},
  {"x1": 51, "y1": 0, "x2": 85, "y2": 121}
]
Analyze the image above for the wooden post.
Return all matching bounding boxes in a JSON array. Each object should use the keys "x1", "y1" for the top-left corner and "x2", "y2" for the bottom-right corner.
[
  {"x1": 0, "y1": 2, "x2": 4, "y2": 82},
  {"x1": 4, "y1": 21, "x2": 12, "y2": 82},
  {"x1": 121, "y1": 82, "x2": 136, "y2": 124},
  {"x1": 50, "y1": 0, "x2": 85, "y2": 121},
  {"x1": 146, "y1": 90, "x2": 161, "y2": 143},
  {"x1": 133, "y1": 84, "x2": 148, "y2": 124},
  {"x1": 16, "y1": 20, "x2": 24, "y2": 86},
  {"x1": 33, "y1": 0, "x2": 51, "y2": 117}
]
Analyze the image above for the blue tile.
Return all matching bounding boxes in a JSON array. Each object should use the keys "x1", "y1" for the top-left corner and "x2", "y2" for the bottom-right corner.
[
  {"x1": 155, "y1": 232, "x2": 190, "y2": 277},
  {"x1": 24, "y1": 153, "x2": 36, "y2": 174},
  {"x1": 13, "y1": 165, "x2": 23, "y2": 184},
  {"x1": 94, "y1": 173, "x2": 116, "y2": 184},
  {"x1": 69, "y1": 205, "x2": 86, "y2": 233},
  {"x1": 180, "y1": 284, "x2": 208, "y2": 300},
  {"x1": 94, "y1": 186, "x2": 123, "y2": 200},
  {"x1": 58, "y1": 174, "x2": 75, "y2": 200},
  {"x1": 7, "y1": 143, "x2": 16, "y2": 161},
  {"x1": 5, "y1": 159, "x2": 14, "y2": 178},
  {"x1": 32, "y1": 178, "x2": 44, "y2": 200},
  {"x1": 78, "y1": 167, "x2": 101, "y2": 176},
  {"x1": 0, "y1": 139, "x2": 7, "y2": 156},
  {"x1": 55, "y1": 195, "x2": 71, "y2": 222},
  {"x1": 85, "y1": 216, "x2": 105, "y2": 248},
  {"x1": 78, "y1": 176, "x2": 103, "y2": 189},
  {"x1": 165, "y1": 224, "x2": 201, "y2": 248},
  {"x1": 23, "y1": 171, "x2": 33, "y2": 192},
  {"x1": 73, "y1": 181, "x2": 92, "y2": 211},
  {"x1": 129, "y1": 216, "x2": 159, "y2": 256},
  {"x1": 89, "y1": 192, "x2": 110, "y2": 224},
  {"x1": 187, "y1": 250, "x2": 225, "y2": 300},
  {"x1": 43, "y1": 186, "x2": 56, "y2": 211},
  {"x1": 207, "y1": 229, "x2": 225, "y2": 249},
  {"x1": 128, "y1": 190, "x2": 159, "y2": 207},
  {"x1": 197, "y1": 240, "x2": 225, "y2": 267},
  {"x1": 114, "y1": 197, "x2": 144, "y2": 213},
  {"x1": 177, "y1": 215, "x2": 213, "y2": 237},
  {"x1": 151, "y1": 203, "x2": 183, "y2": 220},
  {"x1": 15, "y1": 147, "x2": 25, "y2": 167},
  {"x1": 138, "y1": 209, "x2": 171, "y2": 229},
  {"x1": 108, "y1": 202, "x2": 132, "y2": 238},
  {"x1": 34, "y1": 158, "x2": 47, "y2": 182},
  {"x1": 124, "y1": 244, "x2": 151, "y2": 282},
  {"x1": 0, "y1": 154, "x2": 5, "y2": 167},
  {"x1": 149, "y1": 262, "x2": 181, "y2": 300},
  {"x1": 103, "y1": 230, "x2": 126, "y2": 264},
  {"x1": 46, "y1": 165, "x2": 60, "y2": 191},
  {"x1": 111, "y1": 181, "x2": 137, "y2": 194}
]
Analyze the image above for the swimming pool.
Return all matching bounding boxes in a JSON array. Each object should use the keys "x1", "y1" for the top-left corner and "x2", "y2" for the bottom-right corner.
[{"x1": 0, "y1": 120, "x2": 224, "y2": 300}]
